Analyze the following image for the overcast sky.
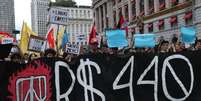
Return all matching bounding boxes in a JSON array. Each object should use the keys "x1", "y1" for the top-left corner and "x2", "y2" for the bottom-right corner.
[{"x1": 14, "y1": 0, "x2": 92, "y2": 30}]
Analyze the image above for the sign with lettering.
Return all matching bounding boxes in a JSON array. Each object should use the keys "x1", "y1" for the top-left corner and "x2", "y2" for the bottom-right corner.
[
  {"x1": 1, "y1": 38, "x2": 13, "y2": 44},
  {"x1": 1, "y1": 51, "x2": 201, "y2": 101},
  {"x1": 49, "y1": 8, "x2": 69, "y2": 25},
  {"x1": 65, "y1": 43, "x2": 80, "y2": 55},
  {"x1": 28, "y1": 35, "x2": 46, "y2": 52}
]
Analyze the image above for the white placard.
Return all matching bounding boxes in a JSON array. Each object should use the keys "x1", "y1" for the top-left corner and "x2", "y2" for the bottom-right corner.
[
  {"x1": 28, "y1": 35, "x2": 46, "y2": 52},
  {"x1": 1, "y1": 38, "x2": 13, "y2": 44},
  {"x1": 49, "y1": 8, "x2": 69, "y2": 25},
  {"x1": 65, "y1": 43, "x2": 80, "y2": 55}
]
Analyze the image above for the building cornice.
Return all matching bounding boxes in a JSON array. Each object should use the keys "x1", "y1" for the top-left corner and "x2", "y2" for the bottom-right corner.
[{"x1": 143, "y1": 1, "x2": 192, "y2": 21}]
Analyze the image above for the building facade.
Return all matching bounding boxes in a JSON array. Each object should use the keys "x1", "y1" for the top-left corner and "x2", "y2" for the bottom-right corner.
[
  {"x1": 0, "y1": 0, "x2": 15, "y2": 33},
  {"x1": 31, "y1": 0, "x2": 49, "y2": 36},
  {"x1": 93, "y1": 0, "x2": 201, "y2": 45},
  {"x1": 49, "y1": 6, "x2": 93, "y2": 45}
]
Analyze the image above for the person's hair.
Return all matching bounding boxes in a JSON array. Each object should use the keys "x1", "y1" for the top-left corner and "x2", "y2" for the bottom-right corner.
[
  {"x1": 10, "y1": 53, "x2": 21, "y2": 61},
  {"x1": 160, "y1": 40, "x2": 169, "y2": 45},
  {"x1": 194, "y1": 39, "x2": 201, "y2": 47},
  {"x1": 44, "y1": 48, "x2": 56, "y2": 57}
]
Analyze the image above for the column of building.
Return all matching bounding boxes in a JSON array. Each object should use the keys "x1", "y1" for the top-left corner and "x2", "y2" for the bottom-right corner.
[
  {"x1": 135, "y1": 0, "x2": 140, "y2": 33},
  {"x1": 144, "y1": 0, "x2": 149, "y2": 33},
  {"x1": 98, "y1": 6, "x2": 102, "y2": 33},
  {"x1": 107, "y1": 0, "x2": 113, "y2": 28},
  {"x1": 154, "y1": 0, "x2": 159, "y2": 12},
  {"x1": 95, "y1": 8, "x2": 99, "y2": 33},
  {"x1": 102, "y1": 3, "x2": 106, "y2": 32},
  {"x1": 165, "y1": 0, "x2": 171, "y2": 8}
]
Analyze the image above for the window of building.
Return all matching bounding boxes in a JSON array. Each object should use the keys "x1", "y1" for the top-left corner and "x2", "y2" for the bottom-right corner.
[
  {"x1": 148, "y1": 23, "x2": 153, "y2": 32},
  {"x1": 113, "y1": 0, "x2": 116, "y2": 5},
  {"x1": 80, "y1": 24, "x2": 83, "y2": 33},
  {"x1": 71, "y1": 10, "x2": 74, "y2": 18},
  {"x1": 105, "y1": 3, "x2": 109, "y2": 27},
  {"x1": 169, "y1": 16, "x2": 178, "y2": 28},
  {"x1": 184, "y1": 12, "x2": 193, "y2": 25},
  {"x1": 72, "y1": 24, "x2": 74, "y2": 33},
  {"x1": 131, "y1": 1, "x2": 136, "y2": 20},
  {"x1": 84, "y1": 24, "x2": 87, "y2": 32},
  {"x1": 159, "y1": 0, "x2": 165, "y2": 10},
  {"x1": 140, "y1": 0, "x2": 144, "y2": 16},
  {"x1": 171, "y1": 0, "x2": 179, "y2": 6},
  {"x1": 75, "y1": 10, "x2": 78, "y2": 18},
  {"x1": 88, "y1": 10, "x2": 91, "y2": 18},
  {"x1": 119, "y1": 8, "x2": 122, "y2": 17},
  {"x1": 149, "y1": 0, "x2": 154, "y2": 14},
  {"x1": 113, "y1": 11, "x2": 116, "y2": 26},
  {"x1": 80, "y1": 10, "x2": 82, "y2": 18},
  {"x1": 124, "y1": 5, "x2": 129, "y2": 21},
  {"x1": 88, "y1": 24, "x2": 91, "y2": 32},
  {"x1": 158, "y1": 19, "x2": 165, "y2": 31},
  {"x1": 84, "y1": 10, "x2": 86, "y2": 18},
  {"x1": 76, "y1": 24, "x2": 79, "y2": 33}
]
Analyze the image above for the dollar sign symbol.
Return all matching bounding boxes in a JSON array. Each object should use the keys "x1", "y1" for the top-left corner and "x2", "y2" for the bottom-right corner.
[{"x1": 77, "y1": 59, "x2": 106, "y2": 101}]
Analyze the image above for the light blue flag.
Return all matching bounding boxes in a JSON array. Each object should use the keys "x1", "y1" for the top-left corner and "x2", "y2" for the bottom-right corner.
[
  {"x1": 180, "y1": 26, "x2": 196, "y2": 44},
  {"x1": 61, "y1": 30, "x2": 69, "y2": 49},
  {"x1": 106, "y1": 29, "x2": 128, "y2": 48},
  {"x1": 134, "y1": 34, "x2": 156, "y2": 48}
]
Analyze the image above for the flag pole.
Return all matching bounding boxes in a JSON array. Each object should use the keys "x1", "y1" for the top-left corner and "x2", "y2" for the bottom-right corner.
[{"x1": 56, "y1": 24, "x2": 60, "y2": 56}]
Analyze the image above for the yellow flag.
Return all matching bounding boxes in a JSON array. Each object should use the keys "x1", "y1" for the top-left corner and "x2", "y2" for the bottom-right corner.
[
  {"x1": 19, "y1": 22, "x2": 37, "y2": 54},
  {"x1": 57, "y1": 26, "x2": 65, "y2": 49}
]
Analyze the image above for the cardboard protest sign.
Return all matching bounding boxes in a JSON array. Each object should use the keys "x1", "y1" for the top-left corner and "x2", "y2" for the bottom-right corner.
[{"x1": 28, "y1": 35, "x2": 46, "y2": 52}]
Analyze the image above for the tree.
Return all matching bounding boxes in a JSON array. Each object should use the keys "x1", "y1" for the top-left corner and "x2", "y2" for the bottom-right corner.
[{"x1": 51, "y1": 0, "x2": 77, "y2": 7}]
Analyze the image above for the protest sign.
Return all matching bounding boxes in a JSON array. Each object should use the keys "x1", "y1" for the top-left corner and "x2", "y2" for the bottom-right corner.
[
  {"x1": 134, "y1": 34, "x2": 156, "y2": 48},
  {"x1": 49, "y1": 8, "x2": 69, "y2": 25},
  {"x1": 65, "y1": 43, "x2": 80, "y2": 55},
  {"x1": 106, "y1": 29, "x2": 128, "y2": 48},
  {"x1": 28, "y1": 35, "x2": 46, "y2": 52},
  {"x1": 1, "y1": 38, "x2": 13, "y2": 44},
  {"x1": 180, "y1": 26, "x2": 196, "y2": 44}
]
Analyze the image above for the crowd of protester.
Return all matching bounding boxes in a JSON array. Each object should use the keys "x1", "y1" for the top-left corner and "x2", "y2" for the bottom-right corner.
[{"x1": 2, "y1": 36, "x2": 201, "y2": 64}]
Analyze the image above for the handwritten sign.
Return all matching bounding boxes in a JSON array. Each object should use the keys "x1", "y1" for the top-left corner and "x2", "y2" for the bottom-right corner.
[
  {"x1": 49, "y1": 8, "x2": 69, "y2": 25},
  {"x1": 65, "y1": 43, "x2": 80, "y2": 55},
  {"x1": 28, "y1": 35, "x2": 46, "y2": 52}
]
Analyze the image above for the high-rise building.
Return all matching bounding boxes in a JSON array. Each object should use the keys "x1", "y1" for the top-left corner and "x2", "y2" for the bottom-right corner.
[
  {"x1": 31, "y1": 0, "x2": 49, "y2": 36},
  {"x1": 93, "y1": 0, "x2": 201, "y2": 45},
  {"x1": 0, "y1": 0, "x2": 15, "y2": 33},
  {"x1": 48, "y1": 6, "x2": 93, "y2": 45}
]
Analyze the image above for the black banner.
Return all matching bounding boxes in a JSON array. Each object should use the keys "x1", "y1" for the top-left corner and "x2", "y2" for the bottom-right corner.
[{"x1": 0, "y1": 51, "x2": 201, "y2": 101}]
